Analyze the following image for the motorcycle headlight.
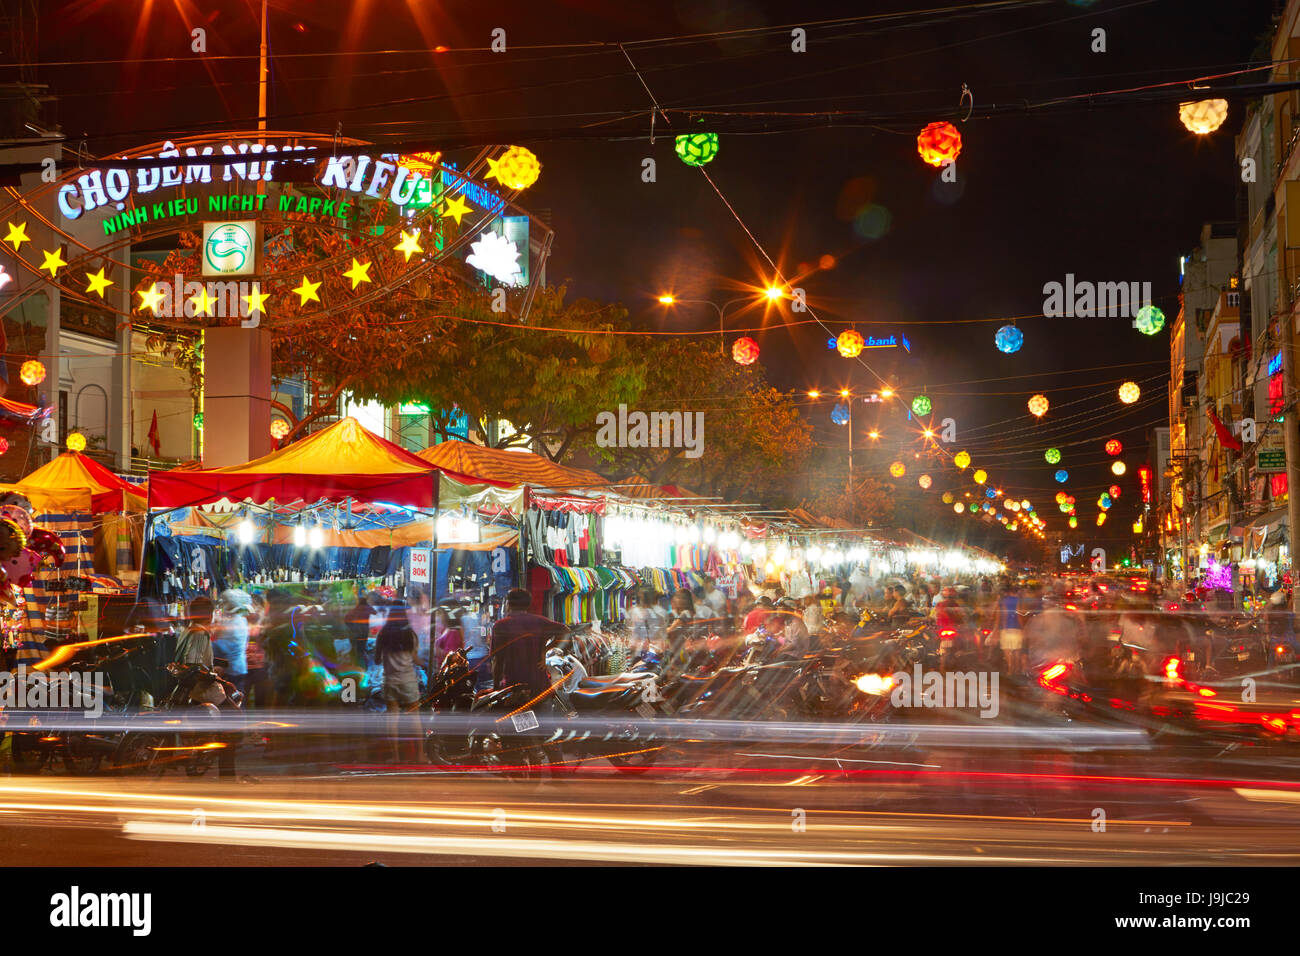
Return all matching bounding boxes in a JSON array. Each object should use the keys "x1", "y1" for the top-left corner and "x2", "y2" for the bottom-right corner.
[{"x1": 854, "y1": 673, "x2": 896, "y2": 696}]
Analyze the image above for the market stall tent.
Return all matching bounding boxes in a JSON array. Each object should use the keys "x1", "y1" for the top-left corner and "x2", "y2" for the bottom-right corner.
[
  {"x1": 417, "y1": 440, "x2": 608, "y2": 490},
  {"x1": 148, "y1": 416, "x2": 504, "y2": 509},
  {"x1": 0, "y1": 451, "x2": 147, "y2": 661}
]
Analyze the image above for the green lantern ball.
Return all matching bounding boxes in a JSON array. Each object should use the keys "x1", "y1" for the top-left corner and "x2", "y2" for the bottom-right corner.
[
  {"x1": 911, "y1": 395, "x2": 932, "y2": 417},
  {"x1": 1044, "y1": 448, "x2": 1061, "y2": 464},
  {"x1": 1133, "y1": 304, "x2": 1166, "y2": 336},
  {"x1": 675, "y1": 132, "x2": 720, "y2": 167}
]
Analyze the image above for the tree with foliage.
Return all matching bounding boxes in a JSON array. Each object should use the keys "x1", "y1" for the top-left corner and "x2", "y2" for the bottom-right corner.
[
  {"x1": 391, "y1": 286, "x2": 649, "y2": 461},
  {"x1": 583, "y1": 338, "x2": 813, "y2": 502}
]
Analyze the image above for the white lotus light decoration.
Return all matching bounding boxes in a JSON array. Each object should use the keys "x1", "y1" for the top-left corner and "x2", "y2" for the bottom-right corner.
[{"x1": 466, "y1": 231, "x2": 524, "y2": 286}]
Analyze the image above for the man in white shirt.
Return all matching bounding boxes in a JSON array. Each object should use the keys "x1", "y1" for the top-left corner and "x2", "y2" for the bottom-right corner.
[
  {"x1": 801, "y1": 594, "x2": 824, "y2": 635},
  {"x1": 701, "y1": 575, "x2": 728, "y2": 618}
]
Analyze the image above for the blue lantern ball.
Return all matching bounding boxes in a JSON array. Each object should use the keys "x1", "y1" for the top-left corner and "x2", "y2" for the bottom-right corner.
[
  {"x1": 985, "y1": 487, "x2": 997, "y2": 498},
  {"x1": 1054, "y1": 469, "x2": 1068, "y2": 483},
  {"x1": 995, "y1": 324, "x2": 1024, "y2": 354},
  {"x1": 830, "y1": 403, "x2": 850, "y2": 425}
]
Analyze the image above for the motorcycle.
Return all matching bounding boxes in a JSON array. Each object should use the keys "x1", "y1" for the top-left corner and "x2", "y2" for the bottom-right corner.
[
  {"x1": 422, "y1": 647, "x2": 554, "y2": 779},
  {"x1": 129, "y1": 661, "x2": 244, "y2": 776},
  {"x1": 542, "y1": 643, "x2": 666, "y2": 772}
]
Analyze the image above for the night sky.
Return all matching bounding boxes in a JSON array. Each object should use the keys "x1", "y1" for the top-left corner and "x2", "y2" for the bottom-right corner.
[{"x1": 19, "y1": 0, "x2": 1279, "y2": 552}]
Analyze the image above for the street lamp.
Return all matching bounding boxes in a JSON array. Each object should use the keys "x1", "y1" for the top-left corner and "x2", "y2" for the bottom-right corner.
[
  {"x1": 809, "y1": 387, "x2": 858, "y2": 491},
  {"x1": 657, "y1": 292, "x2": 770, "y2": 353}
]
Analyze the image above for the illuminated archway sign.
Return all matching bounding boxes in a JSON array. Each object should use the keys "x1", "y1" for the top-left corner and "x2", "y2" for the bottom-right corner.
[
  {"x1": 1, "y1": 131, "x2": 553, "y2": 465},
  {"x1": 9, "y1": 131, "x2": 552, "y2": 327}
]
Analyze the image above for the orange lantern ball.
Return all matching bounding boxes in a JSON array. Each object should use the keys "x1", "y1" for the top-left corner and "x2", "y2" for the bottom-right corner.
[
  {"x1": 1027, "y1": 394, "x2": 1049, "y2": 417},
  {"x1": 890, "y1": 461, "x2": 906, "y2": 478},
  {"x1": 918, "y1": 474, "x2": 932, "y2": 490},
  {"x1": 836, "y1": 330, "x2": 865, "y2": 358},
  {"x1": 916, "y1": 121, "x2": 962, "y2": 167},
  {"x1": 19, "y1": 360, "x2": 45, "y2": 386},
  {"x1": 732, "y1": 336, "x2": 760, "y2": 365},
  {"x1": 270, "y1": 419, "x2": 291, "y2": 440}
]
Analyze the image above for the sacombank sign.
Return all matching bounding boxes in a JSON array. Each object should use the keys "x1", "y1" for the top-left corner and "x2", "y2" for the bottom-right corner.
[{"x1": 57, "y1": 138, "x2": 436, "y2": 222}]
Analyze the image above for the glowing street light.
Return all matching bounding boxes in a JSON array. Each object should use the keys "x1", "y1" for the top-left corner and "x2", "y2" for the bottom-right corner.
[
  {"x1": 868, "y1": 430, "x2": 880, "y2": 440},
  {"x1": 657, "y1": 294, "x2": 675, "y2": 305},
  {"x1": 807, "y1": 389, "x2": 820, "y2": 399},
  {"x1": 764, "y1": 285, "x2": 785, "y2": 301}
]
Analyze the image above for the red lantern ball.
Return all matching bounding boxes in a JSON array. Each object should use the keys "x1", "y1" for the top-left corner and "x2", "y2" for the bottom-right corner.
[
  {"x1": 732, "y1": 336, "x2": 760, "y2": 366},
  {"x1": 1108, "y1": 484, "x2": 1122, "y2": 498},
  {"x1": 1105, "y1": 439, "x2": 1122, "y2": 456},
  {"x1": 916, "y1": 121, "x2": 962, "y2": 167}
]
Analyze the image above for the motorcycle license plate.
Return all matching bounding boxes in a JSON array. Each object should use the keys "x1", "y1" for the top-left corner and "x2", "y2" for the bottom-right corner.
[
  {"x1": 510, "y1": 710, "x2": 539, "y2": 732},
  {"x1": 635, "y1": 702, "x2": 656, "y2": 719},
  {"x1": 1237, "y1": 652, "x2": 1250, "y2": 662},
  {"x1": 1185, "y1": 652, "x2": 1195, "y2": 662}
]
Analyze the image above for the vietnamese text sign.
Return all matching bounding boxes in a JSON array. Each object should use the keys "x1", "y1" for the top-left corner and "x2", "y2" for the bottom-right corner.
[{"x1": 410, "y1": 548, "x2": 431, "y2": 584}]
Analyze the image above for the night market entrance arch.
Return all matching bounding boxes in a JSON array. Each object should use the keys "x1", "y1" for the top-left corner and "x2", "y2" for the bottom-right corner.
[{"x1": 1, "y1": 130, "x2": 552, "y2": 464}]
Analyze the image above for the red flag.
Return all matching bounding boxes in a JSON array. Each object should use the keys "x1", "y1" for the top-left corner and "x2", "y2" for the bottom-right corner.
[
  {"x1": 1207, "y1": 407, "x2": 1243, "y2": 452},
  {"x1": 147, "y1": 410, "x2": 161, "y2": 457}
]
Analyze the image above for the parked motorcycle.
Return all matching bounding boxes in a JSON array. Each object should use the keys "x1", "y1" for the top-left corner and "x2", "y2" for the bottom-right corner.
[
  {"x1": 130, "y1": 661, "x2": 243, "y2": 776},
  {"x1": 543, "y1": 643, "x2": 665, "y2": 772},
  {"x1": 422, "y1": 647, "x2": 552, "y2": 779}
]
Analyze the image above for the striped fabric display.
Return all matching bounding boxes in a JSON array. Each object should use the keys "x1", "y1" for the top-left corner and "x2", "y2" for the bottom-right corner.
[{"x1": 16, "y1": 511, "x2": 94, "y2": 665}]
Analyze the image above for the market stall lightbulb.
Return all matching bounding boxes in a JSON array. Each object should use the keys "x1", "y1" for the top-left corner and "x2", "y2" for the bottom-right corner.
[
  {"x1": 237, "y1": 520, "x2": 255, "y2": 545},
  {"x1": 293, "y1": 525, "x2": 306, "y2": 548},
  {"x1": 308, "y1": 526, "x2": 324, "y2": 550}
]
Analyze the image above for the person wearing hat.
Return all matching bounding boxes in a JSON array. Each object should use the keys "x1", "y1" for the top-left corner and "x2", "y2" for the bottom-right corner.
[
  {"x1": 174, "y1": 595, "x2": 215, "y2": 669},
  {"x1": 743, "y1": 595, "x2": 775, "y2": 634},
  {"x1": 213, "y1": 589, "x2": 252, "y2": 693}
]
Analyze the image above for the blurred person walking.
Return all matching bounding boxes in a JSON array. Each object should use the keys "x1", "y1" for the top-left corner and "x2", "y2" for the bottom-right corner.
[
  {"x1": 374, "y1": 607, "x2": 426, "y2": 764},
  {"x1": 214, "y1": 589, "x2": 252, "y2": 694}
]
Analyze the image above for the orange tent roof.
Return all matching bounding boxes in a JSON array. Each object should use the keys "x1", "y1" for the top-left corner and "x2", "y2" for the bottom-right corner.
[
  {"x1": 611, "y1": 475, "x2": 705, "y2": 501},
  {"x1": 417, "y1": 440, "x2": 607, "y2": 489},
  {"x1": 150, "y1": 417, "x2": 500, "y2": 508},
  {"x1": 1, "y1": 451, "x2": 145, "y2": 513}
]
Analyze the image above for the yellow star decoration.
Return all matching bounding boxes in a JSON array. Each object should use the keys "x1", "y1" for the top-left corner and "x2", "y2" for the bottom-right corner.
[
  {"x1": 394, "y1": 230, "x2": 423, "y2": 262},
  {"x1": 293, "y1": 276, "x2": 322, "y2": 305},
  {"x1": 441, "y1": 194, "x2": 471, "y2": 225},
  {"x1": 343, "y1": 258, "x2": 372, "y2": 289},
  {"x1": 84, "y1": 267, "x2": 114, "y2": 297},
  {"x1": 137, "y1": 284, "x2": 166, "y2": 314},
  {"x1": 4, "y1": 221, "x2": 30, "y2": 251},
  {"x1": 242, "y1": 284, "x2": 271, "y2": 316},
  {"x1": 39, "y1": 247, "x2": 66, "y2": 277},
  {"x1": 189, "y1": 286, "x2": 216, "y2": 316},
  {"x1": 483, "y1": 156, "x2": 502, "y2": 183}
]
